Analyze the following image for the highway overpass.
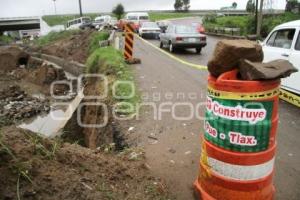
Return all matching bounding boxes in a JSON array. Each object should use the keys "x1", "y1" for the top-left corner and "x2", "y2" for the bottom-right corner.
[{"x1": 0, "y1": 16, "x2": 40, "y2": 33}]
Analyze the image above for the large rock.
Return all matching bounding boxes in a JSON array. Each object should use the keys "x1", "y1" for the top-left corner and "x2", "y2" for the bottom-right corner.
[
  {"x1": 239, "y1": 59, "x2": 298, "y2": 80},
  {"x1": 208, "y1": 40, "x2": 264, "y2": 77},
  {"x1": 0, "y1": 46, "x2": 30, "y2": 72}
]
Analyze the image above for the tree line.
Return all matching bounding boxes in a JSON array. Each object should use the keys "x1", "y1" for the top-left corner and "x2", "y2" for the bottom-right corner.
[{"x1": 174, "y1": 0, "x2": 191, "y2": 12}]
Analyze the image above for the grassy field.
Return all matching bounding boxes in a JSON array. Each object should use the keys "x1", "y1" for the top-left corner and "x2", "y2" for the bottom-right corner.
[
  {"x1": 42, "y1": 11, "x2": 199, "y2": 26},
  {"x1": 149, "y1": 12, "x2": 198, "y2": 21}
]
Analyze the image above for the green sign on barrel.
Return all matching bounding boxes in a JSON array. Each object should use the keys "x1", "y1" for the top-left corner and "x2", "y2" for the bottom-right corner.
[{"x1": 204, "y1": 96, "x2": 274, "y2": 152}]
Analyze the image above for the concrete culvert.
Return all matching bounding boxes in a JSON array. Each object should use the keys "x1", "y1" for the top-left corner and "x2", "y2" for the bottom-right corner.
[
  {"x1": 0, "y1": 46, "x2": 29, "y2": 71},
  {"x1": 18, "y1": 56, "x2": 29, "y2": 66}
]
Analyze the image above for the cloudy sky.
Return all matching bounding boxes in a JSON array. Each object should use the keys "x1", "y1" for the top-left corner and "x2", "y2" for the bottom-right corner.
[{"x1": 0, "y1": 0, "x2": 286, "y2": 18}]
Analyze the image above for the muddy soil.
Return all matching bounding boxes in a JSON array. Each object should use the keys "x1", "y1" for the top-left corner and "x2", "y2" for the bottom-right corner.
[
  {"x1": 39, "y1": 30, "x2": 94, "y2": 64},
  {"x1": 0, "y1": 127, "x2": 171, "y2": 200}
]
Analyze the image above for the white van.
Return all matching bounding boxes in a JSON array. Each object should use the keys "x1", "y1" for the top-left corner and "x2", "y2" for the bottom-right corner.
[
  {"x1": 262, "y1": 20, "x2": 300, "y2": 95},
  {"x1": 66, "y1": 17, "x2": 91, "y2": 30},
  {"x1": 124, "y1": 12, "x2": 150, "y2": 31}
]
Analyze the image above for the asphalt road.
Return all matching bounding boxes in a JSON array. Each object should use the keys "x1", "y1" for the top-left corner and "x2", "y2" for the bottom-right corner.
[
  {"x1": 125, "y1": 18, "x2": 300, "y2": 200},
  {"x1": 145, "y1": 17, "x2": 219, "y2": 66}
]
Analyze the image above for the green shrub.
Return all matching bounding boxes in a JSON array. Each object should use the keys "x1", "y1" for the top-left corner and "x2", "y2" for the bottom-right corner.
[
  {"x1": 0, "y1": 35, "x2": 13, "y2": 44},
  {"x1": 203, "y1": 13, "x2": 300, "y2": 36},
  {"x1": 261, "y1": 12, "x2": 300, "y2": 37}
]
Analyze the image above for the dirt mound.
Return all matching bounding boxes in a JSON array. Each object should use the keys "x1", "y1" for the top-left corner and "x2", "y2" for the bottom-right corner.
[
  {"x1": 0, "y1": 85, "x2": 50, "y2": 127},
  {"x1": 0, "y1": 127, "x2": 171, "y2": 200},
  {"x1": 0, "y1": 46, "x2": 30, "y2": 72},
  {"x1": 25, "y1": 62, "x2": 66, "y2": 85},
  {"x1": 40, "y1": 30, "x2": 94, "y2": 64}
]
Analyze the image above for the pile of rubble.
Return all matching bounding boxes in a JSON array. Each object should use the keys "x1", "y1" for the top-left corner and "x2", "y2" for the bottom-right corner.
[
  {"x1": 208, "y1": 39, "x2": 298, "y2": 80},
  {"x1": 0, "y1": 85, "x2": 50, "y2": 124}
]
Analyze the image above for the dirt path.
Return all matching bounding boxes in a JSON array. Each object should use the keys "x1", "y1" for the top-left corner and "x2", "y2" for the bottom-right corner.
[{"x1": 126, "y1": 37, "x2": 300, "y2": 200}]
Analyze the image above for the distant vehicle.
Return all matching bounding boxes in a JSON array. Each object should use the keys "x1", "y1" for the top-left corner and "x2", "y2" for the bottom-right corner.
[
  {"x1": 79, "y1": 21, "x2": 94, "y2": 30},
  {"x1": 159, "y1": 24, "x2": 207, "y2": 54},
  {"x1": 192, "y1": 23, "x2": 206, "y2": 34},
  {"x1": 262, "y1": 20, "x2": 300, "y2": 95},
  {"x1": 216, "y1": 13, "x2": 225, "y2": 17},
  {"x1": 119, "y1": 12, "x2": 150, "y2": 31},
  {"x1": 157, "y1": 20, "x2": 170, "y2": 33},
  {"x1": 138, "y1": 22, "x2": 161, "y2": 39},
  {"x1": 108, "y1": 17, "x2": 118, "y2": 28},
  {"x1": 93, "y1": 15, "x2": 113, "y2": 29},
  {"x1": 66, "y1": 17, "x2": 92, "y2": 30}
]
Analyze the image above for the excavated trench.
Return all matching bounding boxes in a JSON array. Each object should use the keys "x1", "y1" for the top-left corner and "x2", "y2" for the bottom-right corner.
[{"x1": 0, "y1": 45, "x2": 127, "y2": 151}]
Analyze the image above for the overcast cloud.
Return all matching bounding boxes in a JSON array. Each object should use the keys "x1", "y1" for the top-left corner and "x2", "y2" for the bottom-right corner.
[{"x1": 0, "y1": 0, "x2": 286, "y2": 18}]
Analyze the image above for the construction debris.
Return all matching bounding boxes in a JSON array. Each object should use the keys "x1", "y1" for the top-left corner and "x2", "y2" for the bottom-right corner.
[
  {"x1": 125, "y1": 58, "x2": 142, "y2": 65},
  {"x1": 208, "y1": 40, "x2": 263, "y2": 77},
  {"x1": 0, "y1": 85, "x2": 50, "y2": 124},
  {"x1": 239, "y1": 59, "x2": 298, "y2": 80}
]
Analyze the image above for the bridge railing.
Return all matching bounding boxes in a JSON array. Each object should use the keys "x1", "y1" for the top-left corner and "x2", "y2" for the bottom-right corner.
[{"x1": 206, "y1": 26, "x2": 243, "y2": 36}]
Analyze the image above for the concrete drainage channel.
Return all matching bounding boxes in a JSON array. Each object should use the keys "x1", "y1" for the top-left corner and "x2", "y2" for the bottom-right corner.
[
  {"x1": 0, "y1": 29, "x2": 127, "y2": 150},
  {"x1": 18, "y1": 29, "x2": 123, "y2": 145},
  {"x1": 18, "y1": 53, "x2": 85, "y2": 138}
]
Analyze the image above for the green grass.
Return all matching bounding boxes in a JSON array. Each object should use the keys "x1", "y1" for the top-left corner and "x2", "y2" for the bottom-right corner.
[
  {"x1": 86, "y1": 47, "x2": 140, "y2": 114},
  {"x1": 35, "y1": 29, "x2": 80, "y2": 46},
  {"x1": 88, "y1": 31, "x2": 110, "y2": 54},
  {"x1": 149, "y1": 11, "x2": 197, "y2": 21},
  {"x1": 0, "y1": 35, "x2": 13, "y2": 44}
]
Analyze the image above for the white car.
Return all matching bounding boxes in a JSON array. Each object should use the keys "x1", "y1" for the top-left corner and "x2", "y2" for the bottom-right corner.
[
  {"x1": 138, "y1": 22, "x2": 161, "y2": 39},
  {"x1": 262, "y1": 20, "x2": 300, "y2": 95}
]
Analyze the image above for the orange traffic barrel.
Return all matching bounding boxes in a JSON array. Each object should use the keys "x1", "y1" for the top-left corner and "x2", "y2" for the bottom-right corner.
[
  {"x1": 194, "y1": 138, "x2": 275, "y2": 200},
  {"x1": 205, "y1": 70, "x2": 280, "y2": 152},
  {"x1": 194, "y1": 70, "x2": 280, "y2": 199}
]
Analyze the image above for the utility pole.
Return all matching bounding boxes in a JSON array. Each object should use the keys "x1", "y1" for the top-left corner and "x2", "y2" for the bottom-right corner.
[
  {"x1": 53, "y1": 0, "x2": 57, "y2": 15},
  {"x1": 256, "y1": 0, "x2": 264, "y2": 38},
  {"x1": 79, "y1": 0, "x2": 83, "y2": 16},
  {"x1": 255, "y1": 0, "x2": 258, "y2": 33}
]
